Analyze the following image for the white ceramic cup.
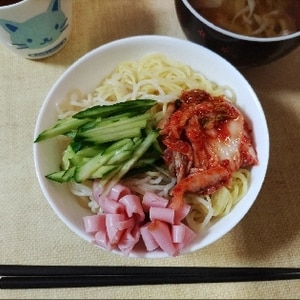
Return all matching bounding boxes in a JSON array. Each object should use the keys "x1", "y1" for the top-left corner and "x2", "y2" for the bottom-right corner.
[{"x1": 0, "y1": 0, "x2": 73, "y2": 59}]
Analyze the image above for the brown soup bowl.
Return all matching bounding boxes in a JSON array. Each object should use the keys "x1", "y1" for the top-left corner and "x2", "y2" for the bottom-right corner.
[{"x1": 175, "y1": 0, "x2": 300, "y2": 68}]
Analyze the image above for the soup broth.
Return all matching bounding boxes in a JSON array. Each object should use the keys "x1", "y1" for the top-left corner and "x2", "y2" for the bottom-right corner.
[
  {"x1": 189, "y1": 0, "x2": 300, "y2": 37},
  {"x1": 0, "y1": 0, "x2": 23, "y2": 6}
]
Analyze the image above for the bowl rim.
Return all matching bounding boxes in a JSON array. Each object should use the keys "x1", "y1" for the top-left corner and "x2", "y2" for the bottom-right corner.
[
  {"x1": 33, "y1": 34, "x2": 270, "y2": 258},
  {"x1": 179, "y1": 0, "x2": 300, "y2": 42}
]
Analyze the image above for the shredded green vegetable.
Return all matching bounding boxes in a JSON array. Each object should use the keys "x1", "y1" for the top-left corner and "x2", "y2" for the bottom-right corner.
[{"x1": 34, "y1": 99, "x2": 163, "y2": 195}]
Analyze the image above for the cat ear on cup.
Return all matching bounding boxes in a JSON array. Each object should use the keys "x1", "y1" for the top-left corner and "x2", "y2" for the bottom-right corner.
[
  {"x1": 48, "y1": 0, "x2": 61, "y2": 13},
  {"x1": 0, "y1": 20, "x2": 19, "y2": 34}
]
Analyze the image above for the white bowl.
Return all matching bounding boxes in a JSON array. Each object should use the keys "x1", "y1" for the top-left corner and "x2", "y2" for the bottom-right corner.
[{"x1": 33, "y1": 35, "x2": 269, "y2": 258}]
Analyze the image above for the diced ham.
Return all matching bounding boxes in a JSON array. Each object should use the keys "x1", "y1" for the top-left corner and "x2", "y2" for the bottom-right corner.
[
  {"x1": 182, "y1": 224, "x2": 197, "y2": 245},
  {"x1": 105, "y1": 213, "x2": 126, "y2": 245},
  {"x1": 100, "y1": 197, "x2": 125, "y2": 214},
  {"x1": 94, "y1": 230, "x2": 113, "y2": 251},
  {"x1": 174, "y1": 223, "x2": 197, "y2": 253},
  {"x1": 87, "y1": 183, "x2": 196, "y2": 257},
  {"x1": 107, "y1": 183, "x2": 131, "y2": 201},
  {"x1": 83, "y1": 214, "x2": 106, "y2": 233},
  {"x1": 172, "y1": 224, "x2": 186, "y2": 243},
  {"x1": 149, "y1": 207, "x2": 175, "y2": 224},
  {"x1": 148, "y1": 220, "x2": 178, "y2": 257},
  {"x1": 142, "y1": 192, "x2": 169, "y2": 212},
  {"x1": 118, "y1": 226, "x2": 141, "y2": 256},
  {"x1": 116, "y1": 217, "x2": 135, "y2": 231},
  {"x1": 140, "y1": 223, "x2": 159, "y2": 252},
  {"x1": 171, "y1": 202, "x2": 191, "y2": 224},
  {"x1": 119, "y1": 194, "x2": 145, "y2": 221}
]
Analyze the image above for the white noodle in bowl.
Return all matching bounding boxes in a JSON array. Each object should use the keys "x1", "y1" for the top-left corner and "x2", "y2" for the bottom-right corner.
[{"x1": 33, "y1": 35, "x2": 269, "y2": 258}]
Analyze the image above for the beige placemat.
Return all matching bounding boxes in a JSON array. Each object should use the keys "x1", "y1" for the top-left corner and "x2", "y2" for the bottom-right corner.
[{"x1": 0, "y1": 1, "x2": 299, "y2": 299}]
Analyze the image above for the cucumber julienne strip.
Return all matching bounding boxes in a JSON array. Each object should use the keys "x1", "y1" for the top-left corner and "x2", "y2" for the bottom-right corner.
[
  {"x1": 78, "y1": 112, "x2": 132, "y2": 133},
  {"x1": 73, "y1": 99, "x2": 157, "y2": 119},
  {"x1": 34, "y1": 117, "x2": 89, "y2": 143},
  {"x1": 46, "y1": 167, "x2": 76, "y2": 183},
  {"x1": 35, "y1": 99, "x2": 163, "y2": 188},
  {"x1": 73, "y1": 138, "x2": 137, "y2": 182},
  {"x1": 98, "y1": 130, "x2": 159, "y2": 197},
  {"x1": 77, "y1": 113, "x2": 151, "y2": 136},
  {"x1": 86, "y1": 138, "x2": 143, "y2": 181},
  {"x1": 90, "y1": 165, "x2": 118, "y2": 180},
  {"x1": 77, "y1": 114, "x2": 150, "y2": 144},
  {"x1": 34, "y1": 99, "x2": 157, "y2": 143}
]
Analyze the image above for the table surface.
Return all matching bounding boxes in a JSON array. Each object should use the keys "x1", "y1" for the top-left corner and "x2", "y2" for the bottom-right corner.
[{"x1": 1, "y1": 1, "x2": 300, "y2": 299}]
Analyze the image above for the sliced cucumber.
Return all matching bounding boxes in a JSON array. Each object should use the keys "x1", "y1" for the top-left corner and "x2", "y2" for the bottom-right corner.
[
  {"x1": 46, "y1": 166, "x2": 76, "y2": 183},
  {"x1": 76, "y1": 113, "x2": 151, "y2": 143},
  {"x1": 73, "y1": 99, "x2": 157, "y2": 119},
  {"x1": 34, "y1": 117, "x2": 89, "y2": 142},
  {"x1": 36, "y1": 99, "x2": 164, "y2": 190}
]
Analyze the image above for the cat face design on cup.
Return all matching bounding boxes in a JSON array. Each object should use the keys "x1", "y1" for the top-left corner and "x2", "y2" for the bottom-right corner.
[{"x1": 0, "y1": 0, "x2": 72, "y2": 59}]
